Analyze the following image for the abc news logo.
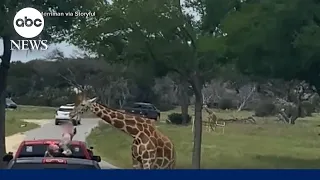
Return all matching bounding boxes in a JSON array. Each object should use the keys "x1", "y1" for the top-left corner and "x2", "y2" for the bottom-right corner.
[
  {"x1": 15, "y1": 16, "x2": 42, "y2": 28},
  {"x1": 11, "y1": 7, "x2": 48, "y2": 51}
]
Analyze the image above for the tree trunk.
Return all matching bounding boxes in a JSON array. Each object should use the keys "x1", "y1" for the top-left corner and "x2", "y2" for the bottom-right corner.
[
  {"x1": 190, "y1": 75, "x2": 203, "y2": 169},
  {"x1": 297, "y1": 92, "x2": 302, "y2": 119},
  {"x1": 178, "y1": 82, "x2": 189, "y2": 124},
  {"x1": 181, "y1": 102, "x2": 188, "y2": 124},
  {"x1": 0, "y1": 36, "x2": 12, "y2": 168}
]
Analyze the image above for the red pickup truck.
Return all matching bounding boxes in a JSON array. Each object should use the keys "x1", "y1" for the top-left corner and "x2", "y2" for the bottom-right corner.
[{"x1": 3, "y1": 139, "x2": 101, "y2": 162}]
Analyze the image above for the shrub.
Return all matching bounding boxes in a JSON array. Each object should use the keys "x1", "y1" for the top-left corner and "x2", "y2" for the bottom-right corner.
[
  {"x1": 254, "y1": 101, "x2": 276, "y2": 117},
  {"x1": 218, "y1": 98, "x2": 234, "y2": 110},
  {"x1": 167, "y1": 113, "x2": 191, "y2": 125},
  {"x1": 301, "y1": 101, "x2": 315, "y2": 117},
  {"x1": 282, "y1": 104, "x2": 298, "y2": 119},
  {"x1": 278, "y1": 104, "x2": 298, "y2": 124}
]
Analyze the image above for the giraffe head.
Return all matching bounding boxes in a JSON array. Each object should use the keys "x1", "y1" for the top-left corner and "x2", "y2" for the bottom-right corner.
[
  {"x1": 70, "y1": 93, "x2": 97, "y2": 118},
  {"x1": 77, "y1": 93, "x2": 98, "y2": 112}
]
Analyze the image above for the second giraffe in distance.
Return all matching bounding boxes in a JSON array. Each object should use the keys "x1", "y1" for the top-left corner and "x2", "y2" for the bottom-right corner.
[
  {"x1": 69, "y1": 93, "x2": 176, "y2": 169},
  {"x1": 203, "y1": 104, "x2": 226, "y2": 133}
]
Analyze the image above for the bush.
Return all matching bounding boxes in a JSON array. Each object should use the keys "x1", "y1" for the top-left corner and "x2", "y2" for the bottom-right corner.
[
  {"x1": 254, "y1": 101, "x2": 276, "y2": 117},
  {"x1": 167, "y1": 113, "x2": 191, "y2": 125},
  {"x1": 301, "y1": 101, "x2": 315, "y2": 117},
  {"x1": 218, "y1": 98, "x2": 234, "y2": 110},
  {"x1": 282, "y1": 104, "x2": 299, "y2": 120}
]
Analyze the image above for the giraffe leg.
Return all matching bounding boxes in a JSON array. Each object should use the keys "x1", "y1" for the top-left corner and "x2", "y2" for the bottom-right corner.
[
  {"x1": 131, "y1": 140, "x2": 143, "y2": 169},
  {"x1": 165, "y1": 159, "x2": 175, "y2": 169},
  {"x1": 142, "y1": 158, "x2": 156, "y2": 169},
  {"x1": 142, "y1": 150, "x2": 156, "y2": 169},
  {"x1": 132, "y1": 157, "x2": 143, "y2": 169}
]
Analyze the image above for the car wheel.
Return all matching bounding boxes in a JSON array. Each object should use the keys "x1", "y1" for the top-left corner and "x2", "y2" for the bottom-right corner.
[{"x1": 55, "y1": 120, "x2": 59, "y2": 125}]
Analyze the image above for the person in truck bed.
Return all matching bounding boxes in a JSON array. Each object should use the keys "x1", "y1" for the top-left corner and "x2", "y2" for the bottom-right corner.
[
  {"x1": 44, "y1": 142, "x2": 60, "y2": 157},
  {"x1": 59, "y1": 121, "x2": 77, "y2": 156}
]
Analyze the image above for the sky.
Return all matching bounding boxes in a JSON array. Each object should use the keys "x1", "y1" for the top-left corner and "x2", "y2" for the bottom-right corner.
[
  {"x1": 0, "y1": 0, "x2": 194, "y2": 62},
  {"x1": 0, "y1": 39, "x2": 81, "y2": 62}
]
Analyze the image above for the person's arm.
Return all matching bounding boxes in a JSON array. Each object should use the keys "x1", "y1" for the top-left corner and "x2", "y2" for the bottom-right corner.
[{"x1": 73, "y1": 127, "x2": 77, "y2": 135}]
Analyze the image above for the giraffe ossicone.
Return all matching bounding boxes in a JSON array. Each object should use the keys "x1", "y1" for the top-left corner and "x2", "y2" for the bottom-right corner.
[
  {"x1": 70, "y1": 93, "x2": 176, "y2": 169},
  {"x1": 88, "y1": 97, "x2": 97, "y2": 103}
]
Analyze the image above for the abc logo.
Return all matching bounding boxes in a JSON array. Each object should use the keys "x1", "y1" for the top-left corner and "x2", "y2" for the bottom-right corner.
[{"x1": 13, "y1": 7, "x2": 44, "y2": 38}]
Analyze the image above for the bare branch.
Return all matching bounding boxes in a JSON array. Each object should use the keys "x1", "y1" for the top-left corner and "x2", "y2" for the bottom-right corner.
[
  {"x1": 237, "y1": 84, "x2": 256, "y2": 111},
  {"x1": 59, "y1": 67, "x2": 85, "y2": 93}
]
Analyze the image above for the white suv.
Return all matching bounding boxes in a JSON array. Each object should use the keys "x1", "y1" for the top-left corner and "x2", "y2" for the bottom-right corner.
[{"x1": 55, "y1": 105, "x2": 81, "y2": 126}]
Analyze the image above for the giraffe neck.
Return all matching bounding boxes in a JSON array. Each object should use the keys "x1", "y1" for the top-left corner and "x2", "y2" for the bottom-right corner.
[
  {"x1": 89, "y1": 102, "x2": 142, "y2": 138},
  {"x1": 204, "y1": 107, "x2": 212, "y2": 114}
]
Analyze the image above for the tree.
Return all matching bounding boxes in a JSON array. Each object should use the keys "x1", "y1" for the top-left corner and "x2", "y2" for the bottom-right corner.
[
  {"x1": 0, "y1": 1, "x2": 94, "y2": 167},
  {"x1": 218, "y1": 0, "x2": 320, "y2": 123},
  {"x1": 68, "y1": 0, "x2": 230, "y2": 168},
  {"x1": 221, "y1": 0, "x2": 320, "y2": 94}
]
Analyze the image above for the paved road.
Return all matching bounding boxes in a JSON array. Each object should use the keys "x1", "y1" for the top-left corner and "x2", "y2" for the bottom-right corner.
[{"x1": 24, "y1": 118, "x2": 119, "y2": 169}]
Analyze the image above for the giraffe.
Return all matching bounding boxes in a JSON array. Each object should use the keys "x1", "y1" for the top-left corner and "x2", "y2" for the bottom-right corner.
[
  {"x1": 70, "y1": 93, "x2": 176, "y2": 169},
  {"x1": 203, "y1": 104, "x2": 225, "y2": 133}
]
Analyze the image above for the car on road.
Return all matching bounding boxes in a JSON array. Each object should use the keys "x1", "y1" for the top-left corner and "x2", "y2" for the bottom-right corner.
[
  {"x1": 5, "y1": 157, "x2": 101, "y2": 169},
  {"x1": 6, "y1": 139, "x2": 101, "y2": 162},
  {"x1": 6, "y1": 98, "x2": 17, "y2": 109},
  {"x1": 122, "y1": 102, "x2": 160, "y2": 121},
  {"x1": 55, "y1": 105, "x2": 81, "y2": 126}
]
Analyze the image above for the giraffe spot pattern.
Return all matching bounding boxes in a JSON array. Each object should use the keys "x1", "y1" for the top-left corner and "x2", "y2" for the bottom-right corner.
[
  {"x1": 96, "y1": 111, "x2": 102, "y2": 117},
  {"x1": 113, "y1": 120, "x2": 125, "y2": 128},
  {"x1": 126, "y1": 126, "x2": 139, "y2": 135},
  {"x1": 156, "y1": 148, "x2": 163, "y2": 157},
  {"x1": 139, "y1": 132, "x2": 149, "y2": 144},
  {"x1": 102, "y1": 110, "x2": 108, "y2": 114},
  {"x1": 102, "y1": 115, "x2": 111, "y2": 123},
  {"x1": 144, "y1": 129, "x2": 151, "y2": 136},
  {"x1": 142, "y1": 124, "x2": 148, "y2": 129},
  {"x1": 125, "y1": 119, "x2": 136, "y2": 126},
  {"x1": 136, "y1": 123, "x2": 144, "y2": 131},
  {"x1": 117, "y1": 113, "x2": 124, "y2": 119},
  {"x1": 142, "y1": 151, "x2": 149, "y2": 158},
  {"x1": 157, "y1": 138, "x2": 164, "y2": 147},
  {"x1": 110, "y1": 112, "x2": 116, "y2": 118}
]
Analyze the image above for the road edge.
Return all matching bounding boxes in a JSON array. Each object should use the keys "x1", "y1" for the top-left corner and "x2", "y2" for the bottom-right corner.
[{"x1": 85, "y1": 119, "x2": 120, "y2": 169}]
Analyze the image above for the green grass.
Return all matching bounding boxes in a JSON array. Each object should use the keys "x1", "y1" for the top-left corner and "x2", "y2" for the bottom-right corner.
[
  {"x1": 6, "y1": 105, "x2": 56, "y2": 120},
  {"x1": 4, "y1": 105, "x2": 54, "y2": 136},
  {"x1": 87, "y1": 108, "x2": 320, "y2": 169},
  {"x1": 5, "y1": 117, "x2": 39, "y2": 136}
]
